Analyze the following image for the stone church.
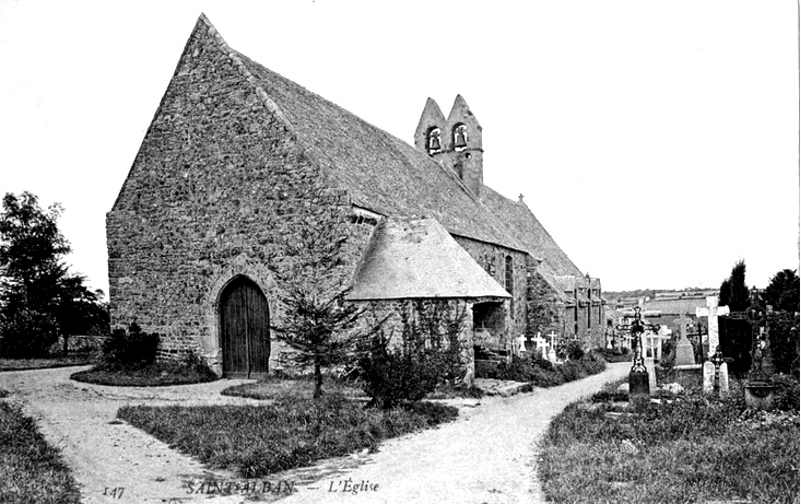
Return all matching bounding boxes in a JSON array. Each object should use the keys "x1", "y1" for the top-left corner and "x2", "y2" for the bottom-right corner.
[{"x1": 106, "y1": 14, "x2": 606, "y2": 378}]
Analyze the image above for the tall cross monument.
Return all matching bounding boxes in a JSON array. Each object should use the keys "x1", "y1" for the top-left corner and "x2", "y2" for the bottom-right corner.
[{"x1": 696, "y1": 296, "x2": 730, "y2": 359}]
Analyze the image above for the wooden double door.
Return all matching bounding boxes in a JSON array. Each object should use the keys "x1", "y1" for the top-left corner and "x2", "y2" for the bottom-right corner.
[{"x1": 220, "y1": 276, "x2": 270, "y2": 378}]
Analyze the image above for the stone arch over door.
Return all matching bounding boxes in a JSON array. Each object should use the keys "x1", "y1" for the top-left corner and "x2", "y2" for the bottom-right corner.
[{"x1": 218, "y1": 275, "x2": 270, "y2": 378}]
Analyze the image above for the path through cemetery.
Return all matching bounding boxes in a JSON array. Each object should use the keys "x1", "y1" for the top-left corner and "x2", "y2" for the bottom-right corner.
[{"x1": 0, "y1": 362, "x2": 630, "y2": 503}]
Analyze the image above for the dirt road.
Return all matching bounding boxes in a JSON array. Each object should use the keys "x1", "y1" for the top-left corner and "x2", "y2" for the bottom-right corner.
[{"x1": 0, "y1": 363, "x2": 630, "y2": 504}]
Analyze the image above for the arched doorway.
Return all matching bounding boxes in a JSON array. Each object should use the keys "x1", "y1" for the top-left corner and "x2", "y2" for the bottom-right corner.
[{"x1": 219, "y1": 276, "x2": 270, "y2": 378}]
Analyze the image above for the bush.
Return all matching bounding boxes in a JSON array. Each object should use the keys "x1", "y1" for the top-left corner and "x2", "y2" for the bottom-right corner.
[
  {"x1": 496, "y1": 352, "x2": 605, "y2": 387},
  {"x1": 769, "y1": 313, "x2": 800, "y2": 376},
  {"x1": 565, "y1": 340, "x2": 585, "y2": 361},
  {"x1": 358, "y1": 331, "x2": 442, "y2": 408},
  {"x1": 101, "y1": 323, "x2": 159, "y2": 369},
  {"x1": 771, "y1": 374, "x2": 800, "y2": 412},
  {"x1": 0, "y1": 308, "x2": 59, "y2": 358},
  {"x1": 358, "y1": 301, "x2": 466, "y2": 409}
]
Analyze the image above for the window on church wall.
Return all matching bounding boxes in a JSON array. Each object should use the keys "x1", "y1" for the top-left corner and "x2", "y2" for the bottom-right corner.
[
  {"x1": 426, "y1": 127, "x2": 442, "y2": 155},
  {"x1": 505, "y1": 256, "x2": 514, "y2": 317},
  {"x1": 454, "y1": 163, "x2": 464, "y2": 180},
  {"x1": 453, "y1": 124, "x2": 468, "y2": 151},
  {"x1": 587, "y1": 289, "x2": 592, "y2": 328}
]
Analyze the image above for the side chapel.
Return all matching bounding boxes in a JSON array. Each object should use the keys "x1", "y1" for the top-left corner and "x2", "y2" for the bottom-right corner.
[{"x1": 106, "y1": 14, "x2": 606, "y2": 378}]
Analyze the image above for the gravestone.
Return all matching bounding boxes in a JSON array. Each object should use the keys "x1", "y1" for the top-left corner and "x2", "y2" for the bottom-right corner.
[
  {"x1": 515, "y1": 334, "x2": 528, "y2": 355},
  {"x1": 547, "y1": 346, "x2": 557, "y2": 364},
  {"x1": 532, "y1": 333, "x2": 547, "y2": 360},
  {"x1": 674, "y1": 312, "x2": 697, "y2": 366},
  {"x1": 696, "y1": 296, "x2": 729, "y2": 391},
  {"x1": 696, "y1": 296, "x2": 730, "y2": 359},
  {"x1": 719, "y1": 363, "x2": 730, "y2": 396},
  {"x1": 645, "y1": 357, "x2": 657, "y2": 396},
  {"x1": 703, "y1": 361, "x2": 715, "y2": 391},
  {"x1": 705, "y1": 346, "x2": 731, "y2": 396}
]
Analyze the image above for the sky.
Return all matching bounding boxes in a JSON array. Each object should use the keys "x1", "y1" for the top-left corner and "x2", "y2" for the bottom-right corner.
[{"x1": 0, "y1": 0, "x2": 798, "y2": 296}]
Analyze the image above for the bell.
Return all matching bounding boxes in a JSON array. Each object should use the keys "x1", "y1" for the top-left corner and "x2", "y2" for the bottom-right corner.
[
  {"x1": 428, "y1": 133, "x2": 441, "y2": 152},
  {"x1": 453, "y1": 125, "x2": 468, "y2": 149}
]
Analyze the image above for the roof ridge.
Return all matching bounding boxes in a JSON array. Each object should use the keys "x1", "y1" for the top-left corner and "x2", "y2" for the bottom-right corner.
[{"x1": 198, "y1": 15, "x2": 296, "y2": 135}]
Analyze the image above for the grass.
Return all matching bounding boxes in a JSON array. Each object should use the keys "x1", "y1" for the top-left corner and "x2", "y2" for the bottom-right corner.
[
  {"x1": 71, "y1": 361, "x2": 218, "y2": 387},
  {"x1": 0, "y1": 402, "x2": 82, "y2": 504},
  {"x1": 0, "y1": 352, "x2": 96, "y2": 372},
  {"x1": 222, "y1": 373, "x2": 484, "y2": 402},
  {"x1": 118, "y1": 394, "x2": 458, "y2": 478},
  {"x1": 222, "y1": 373, "x2": 364, "y2": 401},
  {"x1": 539, "y1": 376, "x2": 800, "y2": 504}
]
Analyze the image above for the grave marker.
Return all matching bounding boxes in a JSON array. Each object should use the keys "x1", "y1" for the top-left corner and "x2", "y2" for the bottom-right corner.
[
  {"x1": 615, "y1": 306, "x2": 660, "y2": 400},
  {"x1": 696, "y1": 296, "x2": 730, "y2": 359},
  {"x1": 515, "y1": 334, "x2": 528, "y2": 354},
  {"x1": 674, "y1": 312, "x2": 697, "y2": 367}
]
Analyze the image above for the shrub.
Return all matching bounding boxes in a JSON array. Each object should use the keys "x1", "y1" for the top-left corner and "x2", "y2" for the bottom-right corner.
[
  {"x1": 0, "y1": 308, "x2": 59, "y2": 357},
  {"x1": 358, "y1": 330, "x2": 442, "y2": 408},
  {"x1": 769, "y1": 313, "x2": 800, "y2": 376},
  {"x1": 101, "y1": 323, "x2": 159, "y2": 368},
  {"x1": 358, "y1": 301, "x2": 466, "y2": 408},
  {"x1": 565, "y1": 340, "x2": 585, "y2": 360},
  {"x1": 771, "y1": 374, "x2": 800, "y2": 412}
]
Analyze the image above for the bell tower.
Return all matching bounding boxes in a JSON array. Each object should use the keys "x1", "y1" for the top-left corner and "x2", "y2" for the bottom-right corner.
[
  {"x1": 445, "y1": 95, "x2": 483, "y2": 197},
  {"x1": 414, "y1": 97, "x2": 447, "y2": 161},
  {"x1": 414, "y1": 95, "x2": 484, "y2": 198}
]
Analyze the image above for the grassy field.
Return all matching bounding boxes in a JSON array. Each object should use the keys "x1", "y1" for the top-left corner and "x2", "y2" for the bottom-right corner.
[
  {"x1": 119, "y1": 394, "x2": 458, "y2": 478},
  {"x1": 0, "y1": 400, "x2": 82, "y2": 504},
  {"x1": 71, "y1": 361, "x2": 218, "y2": 386},
  {"x1": 538, "y1": 377, "x2": 800, "y2": 504}
]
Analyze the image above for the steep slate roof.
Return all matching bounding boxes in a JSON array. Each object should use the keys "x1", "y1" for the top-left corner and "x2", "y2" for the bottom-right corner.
[
  {"x1": 481, "y1": 187, "x2": 589, "y2": 293},
  {"x1": 199, "y1": 15, "x2": 525, "y2": 253},
  {"x1": 346, "y1": 219, "x2": 511, "y2": 301}
]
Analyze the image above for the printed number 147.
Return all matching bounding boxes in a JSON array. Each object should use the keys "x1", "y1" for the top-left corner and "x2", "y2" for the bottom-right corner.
[{"x1": 104, "y1": 487, "x2": 125, "y2": 499}]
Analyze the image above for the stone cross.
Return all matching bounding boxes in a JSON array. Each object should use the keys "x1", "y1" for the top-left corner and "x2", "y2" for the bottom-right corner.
[
  {"x1": 515, "y1": 334, "x2": 528, "y2": 354},
  {"x1": 696, "y1": 296, "x2": 730, "y2": 359}
]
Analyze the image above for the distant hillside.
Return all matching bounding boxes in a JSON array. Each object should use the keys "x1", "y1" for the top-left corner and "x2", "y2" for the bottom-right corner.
[{"x1": 604, "y1": 287, "x2": 717, "y2": 305}]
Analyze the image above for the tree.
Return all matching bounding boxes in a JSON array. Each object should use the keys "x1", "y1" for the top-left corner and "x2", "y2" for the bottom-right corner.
[
  {"x1": 0, "y1": 192, "x2": 107, "y2": 357},
  {"x1": 763, "y1": 269, "x2": 799, "y2": 313},
  {"x1": 53, "y1": 278, "x2": 110, "y2": 353},
  {"x1": 718, "y1": 260, "x2": 751, "y2": 376},
  {"x1": 719, "y1": 260, "x2": 750, "y2": 312},
  {"x1": 269, "y1": 200, "x2": 372, "y2": 399},
  {"x1": 763, "y1": 268, "x2": 800, "y2": 376}
]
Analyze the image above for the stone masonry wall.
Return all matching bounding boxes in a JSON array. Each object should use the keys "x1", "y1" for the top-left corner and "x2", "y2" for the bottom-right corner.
[
  {"x1": 357, "y1": 298, "x2": 476, "y2": 385},
  {"x1": 452, "y1": 236, "x2": 528, "y2": 339},
  {"x1": 106, "y1": 19, "x2": 353, "y2": 374}
]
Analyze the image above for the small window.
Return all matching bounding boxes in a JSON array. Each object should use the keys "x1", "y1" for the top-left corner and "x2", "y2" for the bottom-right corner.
[
  {"x1": 454, "y1": 163, "x2": 463, "y2": 179},
  {"x1": 453, "y1": 124, "x2": 468, "y2": 151},
  {"x1": 505, "y1": 256, "x2": 514, "y2": 317},
  {"x1": 426, "y1": 127, "x2": 442, "y2": 155}
]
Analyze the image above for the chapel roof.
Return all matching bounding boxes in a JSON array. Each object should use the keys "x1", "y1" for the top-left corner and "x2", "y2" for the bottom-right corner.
[
  {"x1": 480, "y1": 187, "x2": 588, "y2": 288},
  {"x1": 346, "y1": 218, "x2": 512, "y2": 301},
  {"x1": 199, "y1": 14, "x2": 526, "y2": 253}
]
